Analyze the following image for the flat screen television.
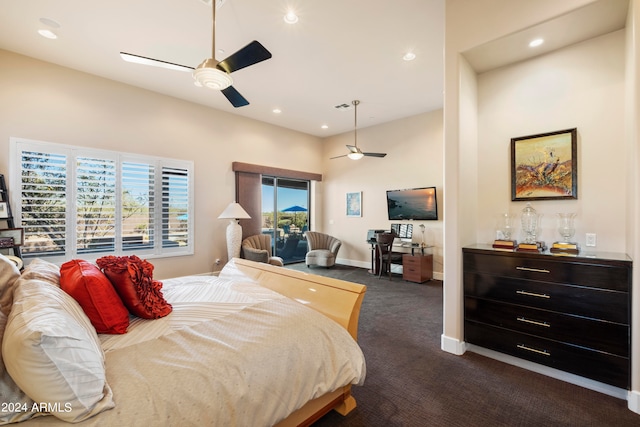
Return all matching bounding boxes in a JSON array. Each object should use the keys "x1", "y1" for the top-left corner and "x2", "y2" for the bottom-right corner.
[{"x1": 386, "y1": 187, "x2": 438, "y2": 220}]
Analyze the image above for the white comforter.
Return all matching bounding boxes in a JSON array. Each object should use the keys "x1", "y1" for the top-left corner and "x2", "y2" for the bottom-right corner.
[{"x1": 24, "y1": 270, "x2": 366, "y2": 426}]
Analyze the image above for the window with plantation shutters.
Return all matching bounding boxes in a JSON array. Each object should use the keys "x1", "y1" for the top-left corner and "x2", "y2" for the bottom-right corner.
[{"x1": 11, "y1": 138, "x2": 193, "y2": 261}]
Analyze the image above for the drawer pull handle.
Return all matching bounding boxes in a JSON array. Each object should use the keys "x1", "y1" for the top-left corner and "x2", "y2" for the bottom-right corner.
[
  {"x1": 516, "y1": 290, "x2": 550, "y2": 299},
  {"x1": 517, "y1": 317, "x2": 550, "y2": 327},
  {"x1": 517, "y1": 344, "x2": 550, "y2": 356},
  {"x1": 516, "y1": 266, "x2": 550, "y2": 273}
]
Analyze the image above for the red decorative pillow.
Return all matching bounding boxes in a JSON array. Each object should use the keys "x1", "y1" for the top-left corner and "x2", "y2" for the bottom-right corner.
[
  {"x1": 96, "y1": 255, "x2": 172, "y2": 319},
  {"x1": 60, "y1": 259, "x2": 129, "y2": 334}
]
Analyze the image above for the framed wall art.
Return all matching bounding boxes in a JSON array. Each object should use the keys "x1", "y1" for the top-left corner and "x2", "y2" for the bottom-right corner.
[
  {"x1": 346, "y1": 192, "x2": 362, "y2": 217},
  {"x1": 511, "y1": 128, "x2": 577, "y2": 201},
  {"x1": 0, "y1": 202, "x2": 8, "y2": 219},
  {"x1": 0, "y1": 228, "x2": 24, "y2": 247}
]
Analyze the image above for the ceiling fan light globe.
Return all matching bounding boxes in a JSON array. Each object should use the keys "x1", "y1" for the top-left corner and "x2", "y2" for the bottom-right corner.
[
  {"x1": 347, "y1": 152, "x2": 364, "y2": 160},
  {"x1": 193, "y1": 59, "x2": 233, "y2": 90}
]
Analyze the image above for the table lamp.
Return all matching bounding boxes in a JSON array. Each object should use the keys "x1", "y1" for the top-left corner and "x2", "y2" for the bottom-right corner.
[{"x1": 218, "y1": 202, "x2": 251, "y2": 262}]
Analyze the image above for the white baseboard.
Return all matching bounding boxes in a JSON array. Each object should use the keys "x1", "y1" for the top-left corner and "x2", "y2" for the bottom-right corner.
[
  {"x1": 336, "y1": 258, "x2": 370, "y2": 269},
  {"x1": 628, "y1": 389, "x2": 640, "y2": 414},
  {"x1": 336, "y1": 257, "x2": 444, "y2": 281},
  {"x1": 441, "y1": 334, "x2": 466, "y2": 355}
]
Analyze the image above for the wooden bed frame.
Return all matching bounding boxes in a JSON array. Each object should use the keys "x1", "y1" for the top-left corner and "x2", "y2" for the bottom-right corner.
[{"x1": 232, "y1": 259, "x2": 367, "y2": 426}]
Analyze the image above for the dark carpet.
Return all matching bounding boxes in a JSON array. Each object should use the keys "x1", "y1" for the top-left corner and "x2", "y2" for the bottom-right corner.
[{"x1": 285, "y1": 263, "x2": 640, "y2": 427}]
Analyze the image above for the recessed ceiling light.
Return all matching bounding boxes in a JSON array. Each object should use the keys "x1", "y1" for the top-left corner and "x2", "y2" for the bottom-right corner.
[
  {"x1": 321, "y1": 125, "x2": 328, "y2": 129},
  {"x1": 284, "y1": 11, "x2": 298, "y2": 24},
  {"x1": 403, "y1": 52, "x2": 416, "y2": 61},
  {"x1": 37, "y1": 29, "x2": 58, "y2": 39},
  {"x1": 272, "y1": 108, "x2": 282, "y2": 114},
  {"x1": 529, "y1": 38, "x2": 544, "y2": 48}
]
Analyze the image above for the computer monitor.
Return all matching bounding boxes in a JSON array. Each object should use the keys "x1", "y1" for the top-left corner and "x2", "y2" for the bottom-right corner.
[{"x1": 391, "y1": 223, "x2": 413, "y2": 242}]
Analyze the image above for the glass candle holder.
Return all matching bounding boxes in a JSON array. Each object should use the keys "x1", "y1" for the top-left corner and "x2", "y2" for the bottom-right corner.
[
  {"x1": 521, "y1": 203, "x2": 539, "y2": 244},
  {"x1": 557, "y1": 213, "x2": 576, "y2": 243},
  {"x1": 497, "y1": 213, "x2": 515, "y2": 240}
]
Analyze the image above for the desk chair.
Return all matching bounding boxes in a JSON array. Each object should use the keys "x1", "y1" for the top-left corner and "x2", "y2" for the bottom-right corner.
[{"x1": 375, "y1": 232, "x2": 403, "y2": 280}]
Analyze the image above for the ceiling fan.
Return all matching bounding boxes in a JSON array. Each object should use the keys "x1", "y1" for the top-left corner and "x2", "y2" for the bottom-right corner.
[
  {"x1": 119, "y1": 0, "x2": 271, "y2": 108},
  {"x1": 331, "y1": 100, "x2": 387, "y2": 160}
]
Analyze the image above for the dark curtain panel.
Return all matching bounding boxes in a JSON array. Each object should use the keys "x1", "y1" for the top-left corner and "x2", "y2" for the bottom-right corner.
[
  {"x1": 233, "y1": 162, "x2": 322, "y2": 241},
  {"x1": 235, "y1": 171, "x2": 261, "y2": 239}
]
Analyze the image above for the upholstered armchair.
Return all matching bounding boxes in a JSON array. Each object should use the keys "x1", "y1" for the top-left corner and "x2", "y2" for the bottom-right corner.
[
  {"x1": 241, "y1": 234, "x2": 284, "y2": 267},
  {"x1": 304, "y1": 231, "x2": 341, "y2": 268}
]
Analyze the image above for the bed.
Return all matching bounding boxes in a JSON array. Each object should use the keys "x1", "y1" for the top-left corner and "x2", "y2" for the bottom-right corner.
[{"x1": 0, "y1": 256, "x2": 367, "y2": 426}]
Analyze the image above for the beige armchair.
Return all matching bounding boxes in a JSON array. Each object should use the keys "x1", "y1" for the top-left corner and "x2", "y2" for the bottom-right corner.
[
  {"x1": 305, "y1": 231, "x2": 341, "y2": 268},
  {"x1": 241, "y1": 234, "x2": 284, "y2": 267}
]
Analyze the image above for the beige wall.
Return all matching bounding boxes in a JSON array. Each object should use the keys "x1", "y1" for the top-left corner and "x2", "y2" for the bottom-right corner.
[
  {"x1": 0, "y1": 49, "x2": 443, "y2": 280},
  {"x1": 625, "y1": 0, "x2": 640, "y2": 414},
  {"x1": 0, "y1": 49, "x2": 324, "y2": 279},
  {"x1": 477, "y1": 30, "x2": 626, "y2": 249},
  {"x1": 321, "y1": 110, "x2": 444, "y2": 279},
  {"x1": 445, "y1": 0, "x2": 640, "y2": 412}
]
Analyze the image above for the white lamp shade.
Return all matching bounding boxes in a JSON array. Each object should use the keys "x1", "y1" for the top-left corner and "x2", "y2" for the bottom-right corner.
[{"x1": 218, "y1": 202, "x2": 251, "y2": 220}]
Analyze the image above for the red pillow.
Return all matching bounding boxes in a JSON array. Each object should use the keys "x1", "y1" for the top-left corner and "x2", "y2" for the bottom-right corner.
[
  {"x1": 96, "y1": 255, "x2": 172, "y2": 319},
  {"x1": 60, "y1": 259, "x2": 130, "y2": 334}
]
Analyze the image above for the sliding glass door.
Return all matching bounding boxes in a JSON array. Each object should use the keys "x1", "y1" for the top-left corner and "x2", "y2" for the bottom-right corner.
[{"x1": 261, "y1": 176, "x2": 309, "y2": 264}]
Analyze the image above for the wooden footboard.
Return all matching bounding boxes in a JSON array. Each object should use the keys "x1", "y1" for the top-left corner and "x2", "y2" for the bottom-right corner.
[
  {"x1": 232, "y1": 259, "x2": 366, "y2": 424},
  {"x1": 232, "y1": 258, "x2": 366, "y2": 340},
  {"x1": 273, "y1": 386, "x2": 355, "y2": 427}
]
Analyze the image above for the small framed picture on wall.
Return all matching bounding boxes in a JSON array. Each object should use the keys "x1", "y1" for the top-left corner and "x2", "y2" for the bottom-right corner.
[
  {"x1": 346, "y1": 192, "x2": 362, "y2": 217},
  {"x1": 0, "y1": 202, "x2": 8, "y2": 219},
  {"x1": 0, "y1": 228, "x2": 24, "y2": 246}
]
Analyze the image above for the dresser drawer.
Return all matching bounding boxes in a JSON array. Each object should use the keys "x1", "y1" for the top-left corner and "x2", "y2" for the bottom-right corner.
[
  {"x1": 465, "y1": 297, "x2": 629, "y2": 357},
  {"x1": 402, "y1": 254, "x2": 432, "y2": 283},
  {"x1": 464, "y1": 272, "x2": 629, "y2": 324},
  {"x1": 465, "y1": 321, "x2": 629, "y2": 388},
  {"x1": 403, "y1": 269, "x2": 422, "y2": 282},
  {"x1": 463, "y1": 251, "x2": 630, "y2": 291},
  {"x1": 403, "y1": 255, "x2": 421, "y2": 267}
]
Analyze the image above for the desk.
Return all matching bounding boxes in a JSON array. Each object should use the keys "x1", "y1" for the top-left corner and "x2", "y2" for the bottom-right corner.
[{"x1": 367, "y1": 240, "x2": 433, "y2": 283}]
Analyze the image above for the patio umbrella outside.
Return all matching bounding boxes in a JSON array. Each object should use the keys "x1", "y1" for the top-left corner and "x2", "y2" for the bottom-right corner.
[{"x1": 281, "y1": 205, "x2": 307, "y2": 227}]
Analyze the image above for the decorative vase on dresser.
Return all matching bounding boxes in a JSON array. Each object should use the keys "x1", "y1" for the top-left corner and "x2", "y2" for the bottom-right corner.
[{"x1": 463, "y1": 244, "x2": 632, "y2": 389}]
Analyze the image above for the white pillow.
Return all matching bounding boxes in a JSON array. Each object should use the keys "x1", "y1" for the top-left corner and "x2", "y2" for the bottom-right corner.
[
  {"x1": 0, "y1": 253, "x2": 21, "y2": 316},
  {"x1": 0, "y1": 254, "x2": 37, "y2": 424},
  {"x1": 2, "y1": 276, "x2": 114, "y2": 422}
]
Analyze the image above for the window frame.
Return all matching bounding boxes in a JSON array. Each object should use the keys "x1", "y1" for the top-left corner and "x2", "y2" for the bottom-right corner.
[{"x1": 10, "y1": 137, "x2": 194, "y2": 263}]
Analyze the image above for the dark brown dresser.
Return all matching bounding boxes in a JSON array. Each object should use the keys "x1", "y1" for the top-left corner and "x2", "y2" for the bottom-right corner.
[{"x1": 463, "y1": 244, "x2": 632, "y2": 389}]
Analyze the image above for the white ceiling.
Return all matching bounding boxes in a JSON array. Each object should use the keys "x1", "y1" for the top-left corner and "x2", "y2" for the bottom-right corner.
[
  {"x1": 0, "y1": 0, "x2": 629, "y2": 138},
  {"x1": 0, "y1": 0, "x2": 444, "y2": 137},
  {"x1": 463, "y1": 0, "x2": 629, "y2": 74}
]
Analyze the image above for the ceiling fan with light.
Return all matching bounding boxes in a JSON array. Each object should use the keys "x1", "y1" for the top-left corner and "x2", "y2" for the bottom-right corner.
[
  {"x1": 119, "y1": 0, "x2": 271, "y2": 108},
  {"x1": 331, "y1": 100, "x2": 387, "y2": 160}
]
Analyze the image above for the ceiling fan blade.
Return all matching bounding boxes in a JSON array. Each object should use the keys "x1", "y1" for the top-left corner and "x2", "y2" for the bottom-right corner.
[
  {"x1": 221, "y1": 85, "x2": 249, "y2": 108},
  {"x1": 363, "y1": 152, "x2": 387, "y2": 158},
  {"x1": 330, "y1": 154, "x2": 348, "y2": 159},
  {"x1": 217, "y1": 41, "x2": 272, "y2": 74},
  {"x1": 119, "y1": 52, "x2": 194, "y2": 72},
  {"x1": 346, "y1": 145, "x2": 361, "y2": 154}
]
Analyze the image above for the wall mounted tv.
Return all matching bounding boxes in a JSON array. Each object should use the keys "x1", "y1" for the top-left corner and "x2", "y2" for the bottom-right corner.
[{"x1": 386, "y1": 187, "x2": 438, "y2": 220}]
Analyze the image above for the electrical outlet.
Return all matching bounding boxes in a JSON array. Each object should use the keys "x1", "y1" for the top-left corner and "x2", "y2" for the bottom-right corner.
[{"x1": 585, "y1": 233, "x2": 596, "y2": 247}]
